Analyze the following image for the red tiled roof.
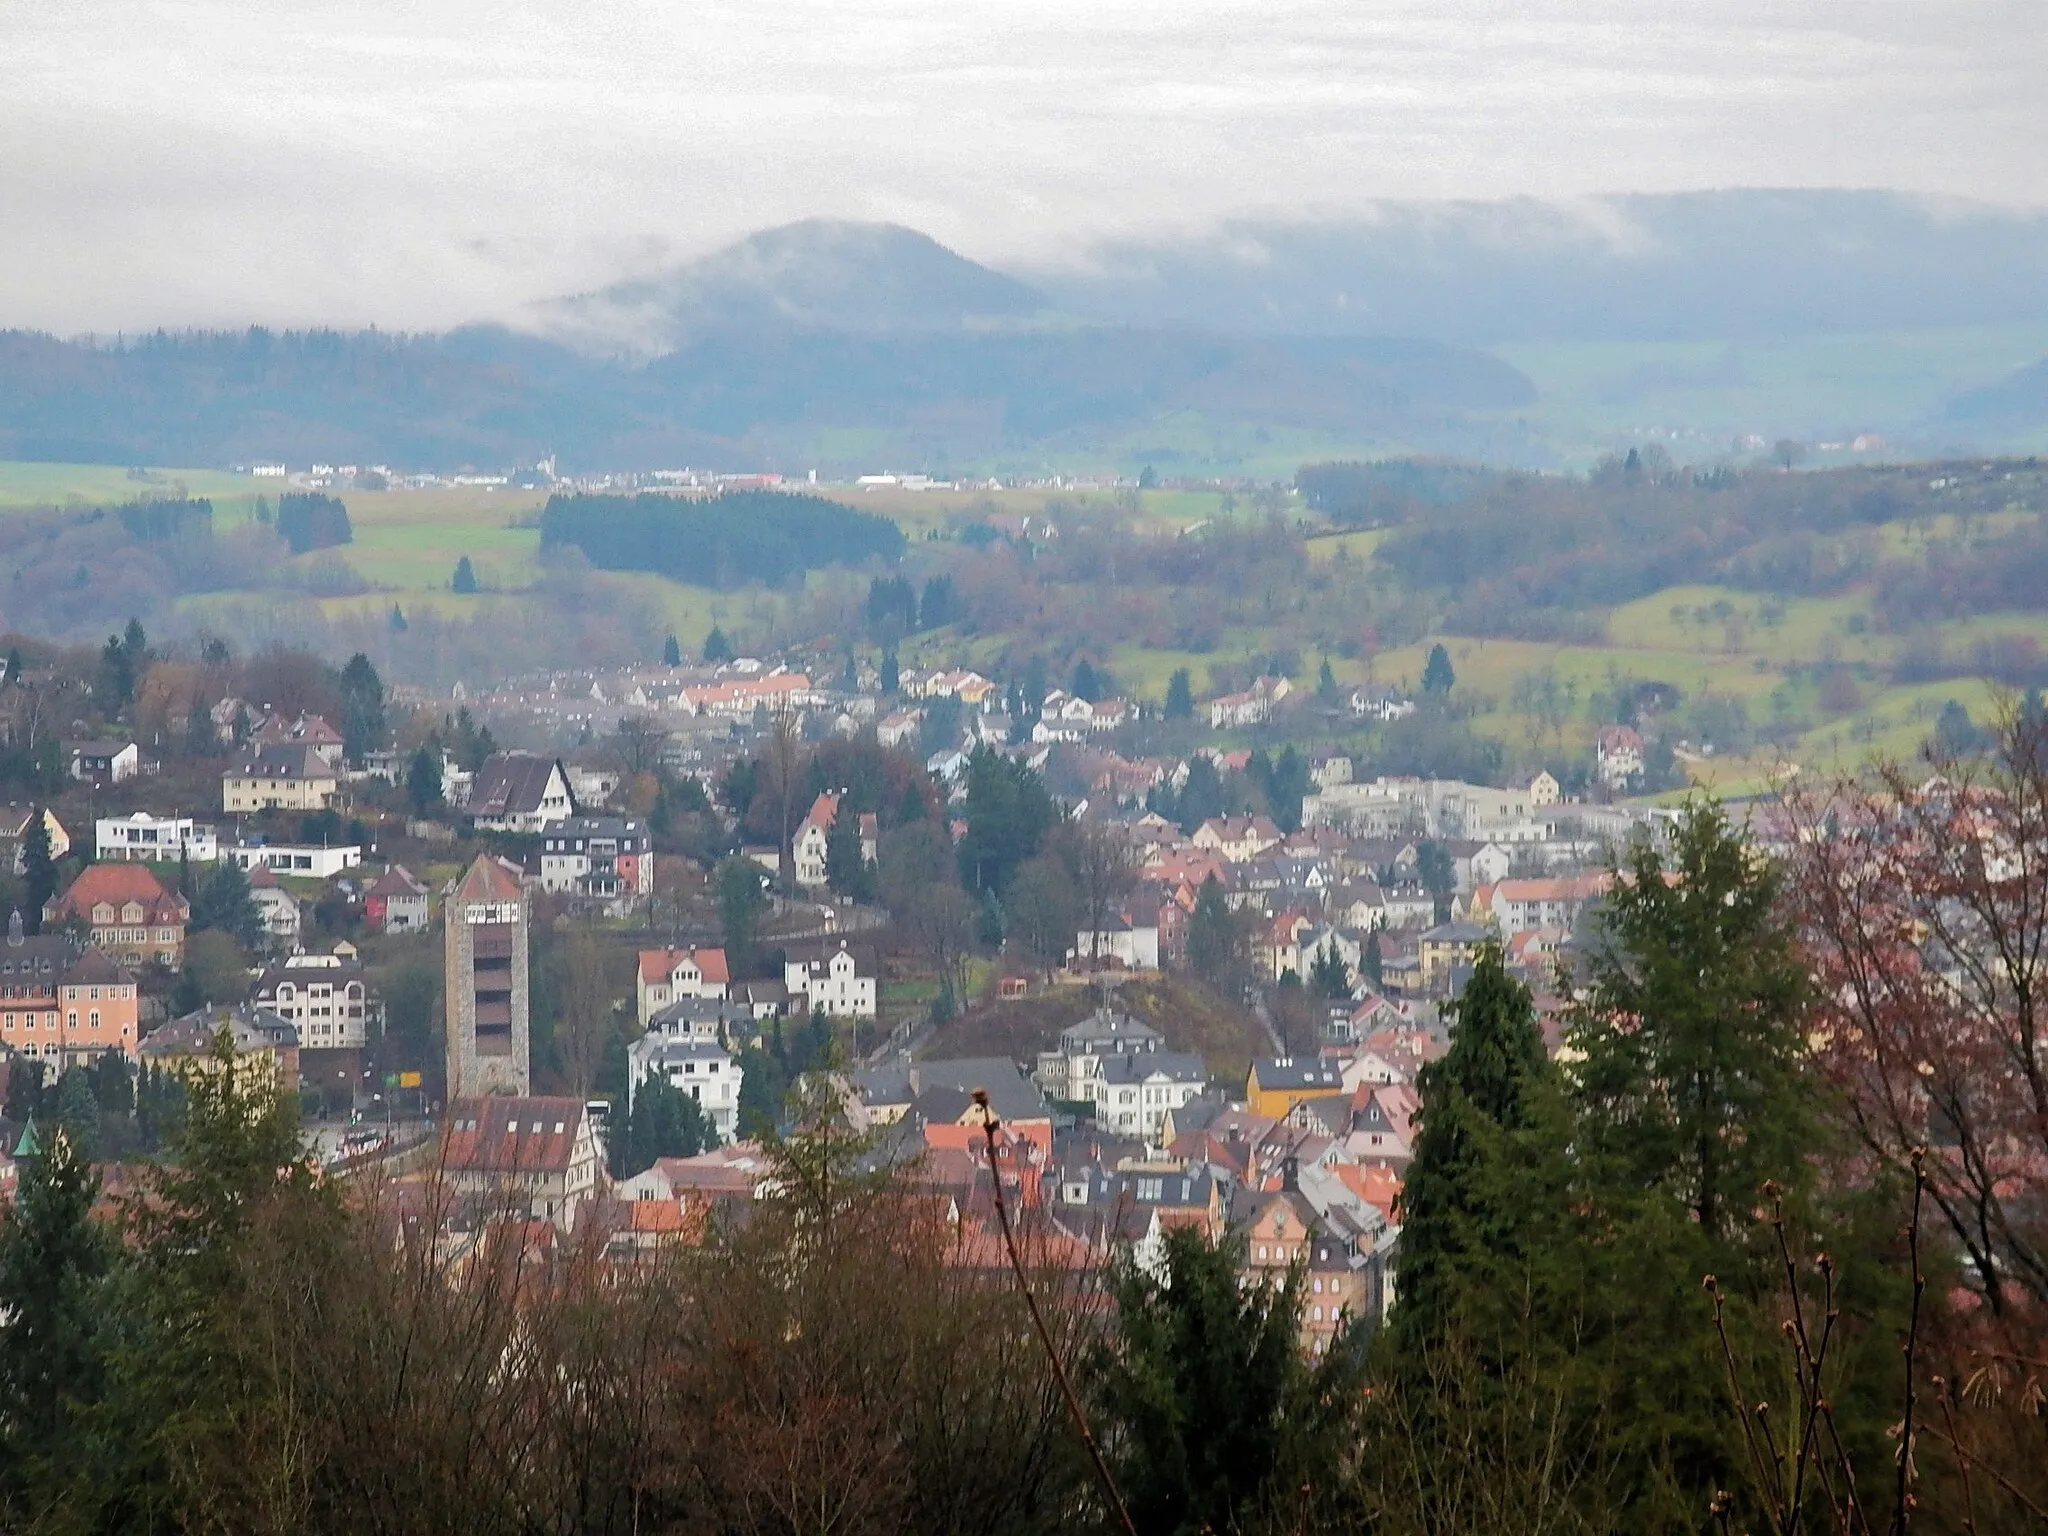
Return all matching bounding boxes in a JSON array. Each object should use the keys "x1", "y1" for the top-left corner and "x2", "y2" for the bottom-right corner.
[
  {"x1": 452, "y1": 854, "x2": 525, "y2": 903},
  {"x1": 48, "y1": 863, "x2": 188, "y2": 923},
  {"x1": 638, "y1": 946, "x2": 730, "y2": 985},
  {"x1": 443, "y1": 1096, "x2": 586, "y2": 1175}
]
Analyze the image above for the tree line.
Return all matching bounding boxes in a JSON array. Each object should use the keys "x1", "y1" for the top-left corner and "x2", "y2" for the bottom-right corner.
[{"x1": 539, "y1": 490, "x2": 906, "y2": 588}]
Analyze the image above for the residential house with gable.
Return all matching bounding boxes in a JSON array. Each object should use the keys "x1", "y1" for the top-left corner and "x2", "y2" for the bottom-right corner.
[
  {"x1": 70, "y1": 740, "x2": 142, "y2": 785},
  {"x1": 251, "y1": 947, "x2": 373, "y2": 1052},
  {"x1": 792, "y1": 792, "x2": 839, "y2": 889},
  {"x1": 636, "y1": 946, "x2": 730, "y2": 1026},
  {"x1": 364, "y1": 864, "x2": 431, "y2": 934},
  {"x1": 252, "y1": 711, "x2": 346, "y2": 767},
  {"x1": 442, "y1": 1096, "x2": 607, "y2": 1230},
  {"x1": 45, "y1": 863, "x2": 189, "y2": 968},
  {"x1": 0, "y1": 916, "x2": 140, "y2": 1068},
  {"x1": 783, "y1": 939, "x2": 878, "y2": 1018},
  {"x1": 222, "y1": 744, "x2": 339, "y2": 814},
  {"x1": 0, "y1": 806, "x2": 69, "y2": 874},
  {"x1": 469, "y1": 752, "x2": 575, "y2": 833},
  {"x1": 1208, "y1": 675, "x2": 1292, "y2": 729},
  {"x1": 1596, "y1": 725, "x2": 1646, "y2": 788},
  {"x1": 538, "y1": 815, "x2": 652, "y2": 909},
  {"x1": 1192, "y1": 814, "x2": 1284, "y2": 864}
]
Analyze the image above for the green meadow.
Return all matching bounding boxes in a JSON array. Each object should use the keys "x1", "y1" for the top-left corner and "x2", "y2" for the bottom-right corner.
[{"x1": 3, "y1": 456, "x2": 2037, "y2": 793}]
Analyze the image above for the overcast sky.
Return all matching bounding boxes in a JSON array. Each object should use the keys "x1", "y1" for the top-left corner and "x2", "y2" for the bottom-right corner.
[{"x1": 9, "y1": 0, "x2": 2045, "y2": 333}]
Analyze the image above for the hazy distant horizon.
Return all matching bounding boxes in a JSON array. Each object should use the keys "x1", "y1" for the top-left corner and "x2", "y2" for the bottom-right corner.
[{"x1": 9, "y1": 0, "x2": 2046, "y2": 334}]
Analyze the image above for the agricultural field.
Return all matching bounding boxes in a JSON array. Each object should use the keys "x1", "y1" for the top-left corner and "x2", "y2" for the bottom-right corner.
[
  {"x1": 0, "y1": 459, "x2": 256, "y2": 508},
  {"x1": 2, "y1": 455, "x2": 2038, "y2": 800}
]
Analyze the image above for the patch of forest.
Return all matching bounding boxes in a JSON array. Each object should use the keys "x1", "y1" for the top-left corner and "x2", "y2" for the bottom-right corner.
[
  {"x1": 1300, "y1": 454, "x2": 2048, "y2": 637},
  {"x1": 538, "y1": 489, "x2": 906, "y2": 587}
]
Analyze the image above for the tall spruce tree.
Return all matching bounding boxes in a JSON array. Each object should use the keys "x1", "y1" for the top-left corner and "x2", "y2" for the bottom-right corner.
[
  {"x1": 1308, "y1": 938, "x2": 1351, "y2": 999},
  {"x1": 337, "y1": 652, "x2": 386, "y2": 763},
  {"x1": 1091, "y1": 1225, "x2": 1368, "y2": 1536},
  {"x1": 1567, "y1": 800, "x2": 1810, "y2": 1243},
  {"x1": 824, "y1": 803, "x2": 874, "y2": 902},
  {"x1": 0, "y1": 1124, "x2": 112, "y2": 1513},
  {"x1": 1390, "y1": 941, "x2": 1555, "y2": 1356},
  {"x1": 22, "y1": 812, "x2": 57, "y2": 934}
]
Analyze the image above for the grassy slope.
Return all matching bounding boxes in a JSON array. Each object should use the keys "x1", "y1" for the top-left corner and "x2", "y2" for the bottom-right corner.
[{"x1": 3, "y1": 457, "x2": 2035, "y2": 792}]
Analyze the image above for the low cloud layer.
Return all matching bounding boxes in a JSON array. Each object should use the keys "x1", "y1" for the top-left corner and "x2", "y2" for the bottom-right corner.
[{"x1": 8, "y1": 0, "x2": 2044, "y2": 334}]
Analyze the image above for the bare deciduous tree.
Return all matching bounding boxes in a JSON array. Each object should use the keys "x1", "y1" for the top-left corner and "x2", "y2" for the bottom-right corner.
[{"x1": 1786, "y1": 710, "x2": 2048, "y2": 1311}]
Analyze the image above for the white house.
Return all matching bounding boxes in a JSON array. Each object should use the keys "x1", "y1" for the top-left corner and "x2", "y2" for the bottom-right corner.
[
  {"x1": 97, "y1": 813, "x2": 219, "y2": 864},
  {"x1": 1033, "y1": 1009, "x2": 1162, "y2": 1102},
  {"x1": 792, "y1": 792, "x2": 838, "y2": 889},
  {"x1": 1349, "y1": 685, "x2": 1416, "y2": 722},
  {"x1": 223, "y1": 842, "x2": 362, "y2": 880},
  {"x1": 1596, "y1": 725, "x2": 1646, "y2": 789},
  {"x1": 70, "y1": 740, "x2": 142, "y2": 785},
  {"x1": 245, "y1": 870, "x2": 303, "y2": 945},
  {"x1": 783, "y1": 940, "x2": 877, "y2": 1018},
  {"x1": 537, "y1": 816, "x2": 652, "y2": 906},
  {"x1": 469, "y1": 752, "x2": 576, "y2": 834},
  {"x1": 1082, "y1": 1051, "x2": 1209, "y2": 1144},
  {"x1": 627, "y1": 1036, "x2": 741, "y2": 1142},
  {"x1": 636, "y1": 946, "x2": 730, "y2": 1026},
  {"x1": 1468, "y1": 842, "x2": 1514, "y2": 888},
  {"x1": 252, "y1": 948, "x2": 372, "y2": 1051},
  {"x1": 1208, "y1": 676, "x2": 1292, "y2": 730},
  {"x1": 1071, "y1": 915, "x2": 1161, "y2": 971}
]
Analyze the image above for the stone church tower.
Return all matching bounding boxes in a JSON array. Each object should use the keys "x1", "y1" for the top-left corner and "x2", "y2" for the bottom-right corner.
[{"x1": 443, "y1": 854, "x2": 530, "y2": 1098}]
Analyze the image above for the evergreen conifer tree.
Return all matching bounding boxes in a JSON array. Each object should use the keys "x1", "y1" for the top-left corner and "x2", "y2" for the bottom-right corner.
[
  {"x1": 1308, "y1": 938, "x2": 1351, "y2": 999},
  {"x1": 1090, "y1": 1225, "x2": 1367, "y2": 1536},
  {"x1": 1421, "y1": 642, "x2": 1456, "y2": 698},
  {"x1": 1568, "y1": 800, "x2": 1810, "y2": 1243},
  {"x1": 1390, "y1": 942, "x2": 1554, "y2": 1357},
  {"x1": 22, "y1": 812, "x2": 56, "y2": 934},
  {"x1": 0, "y1": 1123, "x2": 112, "y2": 1506},
  {"x1": 406, "y1": 745, "x2": 444, "y2": 814}
]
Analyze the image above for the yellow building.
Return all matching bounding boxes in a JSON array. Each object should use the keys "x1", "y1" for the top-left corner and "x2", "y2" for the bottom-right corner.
[
  {"x1": 222, "y1": 744, "x2": 339, "y2": 815},
  {"x1": 1245, "y1": 1057, "x2": 1347, "y2": 1119}
]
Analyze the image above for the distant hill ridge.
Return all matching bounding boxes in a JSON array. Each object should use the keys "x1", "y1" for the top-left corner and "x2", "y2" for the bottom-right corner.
[
  {"x1": 4, "y1": 191, "x2": 2048, "y2": 469},
  {"x1": 544, "y1": 219, "x2": 1050, "y2": 354}
]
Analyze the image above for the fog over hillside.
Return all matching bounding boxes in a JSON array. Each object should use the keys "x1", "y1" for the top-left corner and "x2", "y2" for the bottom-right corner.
[
  {"x1": 1030, "y1": 191, "x2": 2048, "y2": 344},
  {"x1": 4, "y1": 191, "x2": 2048, "y2": 471}
]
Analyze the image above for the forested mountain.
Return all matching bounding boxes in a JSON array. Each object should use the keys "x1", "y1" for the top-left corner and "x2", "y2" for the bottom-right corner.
[
  {"x1": 0, "y1": 323, "x2": 1532, "y2": 471},
  {"x1": 6, "y1": 194, "x2": 2048, "y2": 471},
  {"x1": 545, "y1": 220, "x2": 1049, "y2": 352}
]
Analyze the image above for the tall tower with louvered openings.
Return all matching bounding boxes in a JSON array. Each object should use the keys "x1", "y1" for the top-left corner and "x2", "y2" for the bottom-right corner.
[{"x1": 443, "y1": 854, "x2": 530, "y2": 1098}]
